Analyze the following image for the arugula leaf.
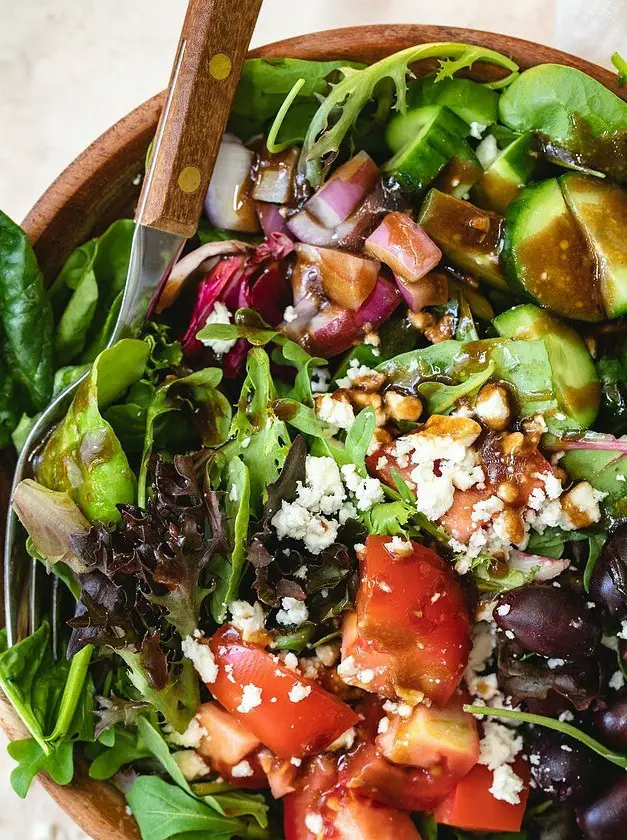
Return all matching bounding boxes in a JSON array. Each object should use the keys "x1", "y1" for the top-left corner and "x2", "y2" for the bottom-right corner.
[
  {"x1": 36, "y1": 339, "x2": 149, "y2": 522},
  {"x1": 499, "y1": 64, "x2": 627, "y2": 181},
  {"x1": 0, "y1": 210, "x2": 54, "y2": 414},
  {"x1": 344, "y1": 408, "x2": 376, "y2": 474},
  {"x1": 210, "y1": 456, "x2": 251, "y2": 622},
  {"x1": 418, "y1": 362, "x2": 495, "y2": 414},
  {"x1": 294, "y1": 43, "x2": 518, "y2": 186}
]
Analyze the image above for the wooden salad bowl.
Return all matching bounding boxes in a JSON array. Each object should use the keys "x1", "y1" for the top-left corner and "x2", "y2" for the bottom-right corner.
[{"x1": 0, "y1": 23, "x2": 624, "y2": 840}]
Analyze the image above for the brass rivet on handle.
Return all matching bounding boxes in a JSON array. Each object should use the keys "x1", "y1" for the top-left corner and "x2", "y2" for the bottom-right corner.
[
  {"x1": 178, "y1": 165, "x2": 202, "y2": 193},
  {"x1": 209, "y1": 52, "x2": 232, "y2": 80}
]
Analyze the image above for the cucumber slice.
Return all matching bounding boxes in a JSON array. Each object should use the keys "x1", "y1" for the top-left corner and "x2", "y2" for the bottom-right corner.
[
  {"x1": 472, "y1": 133, "x2": 539, "y2": 213},
  {"x1": 501, "y1": 179, "x2": 604, "y2": 321},
  {"x1": 493, "y1": 303, "x2": 600, "y2": 428},
  {"x1": 386, "y1": 105, "x2": 440, "y2": 154},
  {"x1": 382, "y1": 107, "x2": 468, "y2": 193},
  {"x1": 559, "y1": 173, "x2": 627, "y2": 318},
  {"x1": 417, "y1": 189, "x2": 507, "y2": 289},
  {"x1": 406, "y1": 76, "x2": 499, "y2": 128},
  {"x1": 434, "y1": 142, "x2": 483, "y2": 198}
]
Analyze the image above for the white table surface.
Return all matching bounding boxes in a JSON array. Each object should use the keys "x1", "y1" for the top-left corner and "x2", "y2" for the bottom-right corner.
[{"x1": 0, "y1": 0, "x2": 624, "y2": 837}]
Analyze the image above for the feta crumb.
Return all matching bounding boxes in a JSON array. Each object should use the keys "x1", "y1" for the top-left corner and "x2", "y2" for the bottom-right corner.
[
  {"x1": 305, "y1": 813, "x2": 324, "y2": 835},
  {"x1": 397, "y1": 703, "x2": 413, "y2": 719},
  {"x1": 294, "y1": 564, "x2": 308, "y2": 580},
  {"x1": 165, "y1": 715, "x2": 208, "y2": 748},
  {"x1": 384, "y1": 536, "x2": 413, "y2": 557},
  {"x1": 282, "y1": 651, "x2": 299, "y2": 671},
  {"x1": 181, "y1": 634, "x2": 218, "y2": 683},
  {"x1": 476, "y1": 134, "x2": 499, "y2": 168},
  {"x1": 311, "y1": 366, "x2": 331, "y2": 393},
  {"x1": 337, "y1": 655, "x2": 357, "y2": 680},
  {"x1": 229, "y1": 483, "x2": 239, "y2": 502},
  {"x1": 315, "y1": 643, "x2": 340, "y2": 667},
  {"x1": 617, "y1": 474, "x2": 626, "y2": 482},
  {"x1": 378, "y1": 716, "x2": 390, "y2": 734},
  {"x1": 288, "y1": 682, "x2": 312, "y2": 703},
  {"x1": 618, "y1": 619, "x2": 627, "y2": 640},
  {"x1": 276, "y1": 597, "x2": 309, "y2": 626},
  {"x1": 479, "y1": 722, "x2": 523, "y2": 770},
  {"x1": 472, "y1": 496, "x2": 505, "y2": 524},
  {"x1": 610, "y1": 670, "x2": 625, "y2": 691},
  {"x1": 327, "y1": 726, "x2": 356, "y2": 751},
  {"x1": 341, "y1": 463, "x2": 384, "y2": 511},
  {"x1": 230, "y1": 600, "x2": 266, "y2": 640},
  {"x1": 283, "y1": 305, "x2": 298, "y2": 323},
  {"x1": 470, "y1": 120, "x2": 488, "y2": 139},
  {"x1": 558, "y1": 710, "x2": 575, "y2": 722},
  {"x1": 505, "y1": 630, "x2": 515, "y2": 640},
  {"x1": 231, "y1": 759, "x2": 254, "y2": 778},
  {"x1": 237, "y1": 683, "x2": 263, "y2": 713},
  {"x1": 291, "y1": 757, "x2": 302, "y2": 766},
  {"x1": 173, "y1": 750, "x2": 210, "y2": 781},
  {"x1": 336, "y1": 359, "x2": 377, "y2": 389},
  {"x1": 316, "y1": 393, "x2": 355, "y2": 432},
  {"x1": 561, "y1": 744, "x2": 573, "y2": 753},
  {"x1": 490, "y1": 763, "x2": 524, "y2": 805},
  {"x1": 496, "y1": 604, "x2": 511, "y2": 617},
  {"x1": 547, "y1": 658, "x2": 565, "y2": 669},
  {"x1": 200, "y1": 301, "x2": 236, "y2": 357}
]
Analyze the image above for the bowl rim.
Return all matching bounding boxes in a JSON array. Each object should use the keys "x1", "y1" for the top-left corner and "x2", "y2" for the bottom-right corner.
[{"x1": 3, "y1": 22, "x2": 625, "y2": 840}]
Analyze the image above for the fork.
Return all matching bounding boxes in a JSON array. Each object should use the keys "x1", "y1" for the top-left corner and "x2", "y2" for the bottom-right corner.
[{"x1": 4, "y1": 0, "x2": 263, "y2": 648}]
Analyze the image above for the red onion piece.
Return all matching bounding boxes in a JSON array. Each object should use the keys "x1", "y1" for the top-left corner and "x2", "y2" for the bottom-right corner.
[
  {"x1": 354, "y1": 274, "x2": 402, "y2": 329},
  {"x1": 293, "y1": 243, "x2": 379, "y2": 311},
  {"x1": 365, "y1": 211, "x2": 442, "y2": 283},
  {"x1": 252, "y1": 147, "x2": 298, "y2": 204},
  {"x1": 251, "y1": 261, "x2": 291, "y2": 327},
  {"x1": 509, "y1": 550, "x2": 570, "y2": 582},
  {"x1": 308, "y1": 306, "x2": 359, "y2": 357},
  {"x1": 545, "y1": 435, "x2": 627, "y2": 453},
  {"x1": 205, "y1": 140, "x2": 260, "y2": 233},
  {"x1": 286, "y1": 210, "x2": 338, "y2": 246},
  {"x1": 306, "y1": 151, "x2": 380, "y2": 228},
  {"x1": 257, "y1": 202, "x2": 292, "y2": 238},
  {"x1": 394, "y1": 271, "x2": 449, "y2": 313}
]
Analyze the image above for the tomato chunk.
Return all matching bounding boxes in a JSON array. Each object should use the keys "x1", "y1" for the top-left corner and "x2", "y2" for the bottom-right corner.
[
  {"x1": 434, "y1": 760, "x2": 530, "y2": 833},
  {"x1": 258, "y1": 749, "x2": 301, "y2": 798},
  {"x1": 331, "y1": 794, "x2": 423, "y2": 840},
  {"x1": 196, "y1": 701, "x2": 261, "y2": 766},
  {"x1": 283, "y1": 755, "x2": 338, "y2": 840},
  {"x1": 209, "y1": 625, "x2": 358, "y2": 758},
  {"x1": 339, "y1": 536, "x2": 471, "y2": 705}
]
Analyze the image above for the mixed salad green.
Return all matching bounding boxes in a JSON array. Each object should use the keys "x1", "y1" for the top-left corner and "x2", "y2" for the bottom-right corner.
[{"x1": 2, "y1": 40, "x2": 627, "y2": 840}]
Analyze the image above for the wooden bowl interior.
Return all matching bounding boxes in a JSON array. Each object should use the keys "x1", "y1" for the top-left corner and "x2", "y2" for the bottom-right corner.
[{"x1": 2, "y1": 23, "x2": 624, "y2": 840}]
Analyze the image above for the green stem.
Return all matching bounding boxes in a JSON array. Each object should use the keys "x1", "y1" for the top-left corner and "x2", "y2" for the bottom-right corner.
[
  {"x1": 464, "y1": 704, "x2": 627, "y2": 769},
  {"x1": 47, "y1": 644, "x2": 93, "y2": 744}
]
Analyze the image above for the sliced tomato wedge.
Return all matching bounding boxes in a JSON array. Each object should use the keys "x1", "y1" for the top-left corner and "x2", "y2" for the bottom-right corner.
[
  {"x1": 283, "y1": 755, "x2": 338, "y2": 840},
  {"x1": 433, "y1": 759, "x2": 531, "y2": 833},
  {"x1": 330, "y1": 794, "x2": 423, "y2": 840},
  {"x1": 340, "y1": 536, "x2": 471, "y2": 705},
  {"x1": 258, "y1": 749, "x2": 302, "y2": 799},
  {"x1": 196, "y1": 701, "x2": 261, "y2": 766},
  {"x1": 208, "y1": 625, "x2": 359, "y2": 758}
]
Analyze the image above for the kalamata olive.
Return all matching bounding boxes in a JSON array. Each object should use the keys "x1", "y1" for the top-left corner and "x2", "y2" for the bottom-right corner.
[
  {"x1": 577, "y1": 774, "x2": 627, "y2": 840},
  {"x1": 590, "y1": 525, "x2": 627, "y2": 618},
  {"x1": 527, "y1": 728, "x2": 603, "y2": 804},
  {"x1": 594, "y1": 690, "x2": 627, "y2": 751},
  {"x1": 494, "y1": 585, "x2": 602, "y2": 658}
]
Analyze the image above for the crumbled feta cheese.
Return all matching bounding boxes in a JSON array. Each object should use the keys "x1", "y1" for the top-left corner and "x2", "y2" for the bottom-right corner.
[
  {"x1": 315, "y1": 643, "x2": 340, "y2": 667},
  {"x1": 230, "y1": 600, "x2": 265, "y2": 640},
  {"x1": 341, "y1": 464, "x2": 384, "y2": 511},
  {"x1": 291, "y1": 757, "x2": 302, "y2": 766},
  {"x1": 305, "y1": 813, "x2": 324, "y2": 835},
  {"x1": 165, "y1": 715, "x2": 208, "y2": 748},
  {"x1": 181, "y1": 634, "x2": 218, "y2": 683},
  {"x1": 479, "y1": 722, "x2": 523, "y2": 770},
  {"x1": 490, "y1": 763, "x2": 524, "y2": 805},
  {"x1": 610, "y1": 670, "x2": 625, "y2": 691},
  {"x1": 378, "y1": 716, "x2": 390, "y2": 734},
  {"x1": 358, "y1": 668, "x2": 376, "y2": 684},
  {"x1": 467, "y1": 672, "x2": 500, "y2": 701},
  {"x1": 237, "y1": 683, "x2": 263, "y2": 713},
  {"x1": 336, "y1": 359, "x2": 377, "y2": 389},
  {"x1": 283, "y1": 305, "x2": 298, "y2": 323},
  {"x1": 316, "y1": 394, "x2": 355, "y2": 432},
  {"x1": 384, "y1": 536, "x2": 413, "y2": 557},
  {"x1": 560, "y1": 481, "x2": 605, "y2": 529},
  {"x1": 276, "y1": 596, "x2": 309, "y2": 627},
  {"x1": 547, "y1": 658, "x2": 565, "y2": 669},
  {"x1": 476, "y1": 134, "x2": 499, "y2": 168},
  {"x1": 327, "y1": 727, "x2": 356, "y2": 751},
  {"x1": 472, "y1": 496, "x2": 505, "y2": 524},
  {"x1": 617, "y1": 474, "x2": 626, "y2": 482},
  {"x1": 337, "y1": 655, "x2": 357, "y2": 680},
  {"x1": 288, "y1": 682, "x2": 312, "y2": 703},
  {"x1": 173, "y1": 750, "x2": 210, "y2": 781},
  {"x1": 617, "y1": 619, "x2": 627, "y2": 640},
  {"x1": 561, "y1": 744, "x2": 573, "y2": 752},
  {"x1": 470, "y1": 120, "x2": 488, "y2": 139},
  {"x1": 558, "y1": 710, "x2": 575, "y2": 722},
  {"x1": 475, "y1": 388, "x2": 510, "y2": 427},
  {"x1": 496, "y1": 604, "x2": 511, "y2": 617},
  {"x1": 231, "y1": 759, "x2": 254, "y2": 778},
  {"x1": 199, "y1": 301, "x2": 236, "y2": 357},
  {"x1": 229, "y1": 483, "x2": 239, "y2": 502},
  {"x1": 311, "y1": 366, "x2": 331, "y2": 393},
  {"x1": 294, "y1": 564, "x2": 308, "y2": 580},
  {"x1": 282, "y1": 651, "x2": 299, "y2": 671}
]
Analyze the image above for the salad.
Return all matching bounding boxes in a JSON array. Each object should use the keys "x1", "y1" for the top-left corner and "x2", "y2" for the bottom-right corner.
[{"x1": 1, "y1": 39, "x2": 627, "y2": 840}]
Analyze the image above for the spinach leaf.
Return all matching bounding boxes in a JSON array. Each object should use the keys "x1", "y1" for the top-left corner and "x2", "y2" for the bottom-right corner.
[
  {"x1": 7, "y1": 739, "x2": 74, "y2": 799},
  {"x1": 105, "y1": 379, "x2": 155, "y2": 456},
  {"x1": 36, "y1": 339, "x2": 149, "y2": 522},
  {"x1": 418, "y1": 362, "x2": 495, "y2": 414},
  {"x1": 499, "y1": 64, "x2": 627, "y2": 181},
  {"x1": 0, "y1": 210, "x2": 54, "y2": 413},
  {"x1": 210, "y1": 456, "x2": 251, "y2": 622},
  {"x1": 561, "y1": 441, "x2": 627, "y2": 503},
  {"x1": 88, "y1": 727, "x2": 152, "y2": 780},
  {"x1": 584, "y1": 533, "x2": 607, "y2": 592}
]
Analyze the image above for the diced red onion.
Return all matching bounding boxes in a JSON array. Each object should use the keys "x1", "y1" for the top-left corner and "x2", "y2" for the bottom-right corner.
[
  {"x1": 308, "y1": 306, "x2": 359, "y2": 357},
  {"x1": 544, "y1": 435, "x2": 627, "y2": 453},
  {"x1": 306, "y1": 151, "x2": 380, "y2": 228},
  {"x1": 157, "y1": 240, "x2": 252, "y2": 313},
  {"x1": 257, "y1": 202, "x2": 292, "y2": 238},
  {"x1": 205, "y1": 140, "x2": 260, "y2": 233},
  {"x1": 293, "y1": 243, "x2": 379, "y2": 311},
  {"x1": 354, "y1": 274, "x2": 402, "y2": 329},
  {"x1": 365, "y1": 211, "x2": 442, "y2": 283},
  {"x1": 252, "y1": 147, "x2": 298, "y2": 204},
  {"x1": 509, "y1": 550, "x2": 570, "y2": 582},
  {"x1": 394, "y1": 272, "x2": 449, "y2": 313},
  {"x1": 251, "y1": 231, "x2": 295, "y2": 264},
  {"x1": 286, "y1": 210, "x2": 338, "y2": 246}
]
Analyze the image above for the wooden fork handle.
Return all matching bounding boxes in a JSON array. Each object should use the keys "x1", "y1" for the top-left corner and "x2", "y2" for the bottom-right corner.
[{"x1": 137, "y1": 0, "x2": 262, "y2": 237}]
